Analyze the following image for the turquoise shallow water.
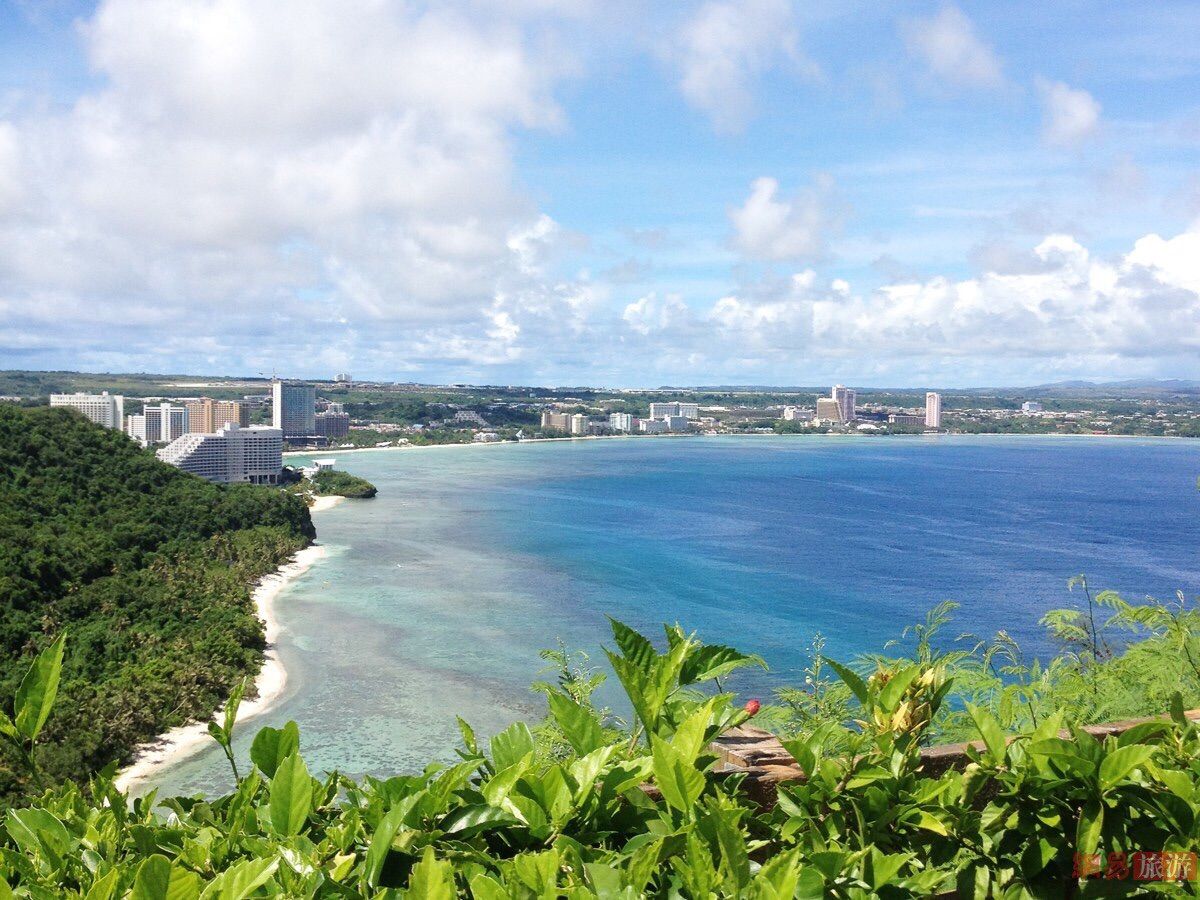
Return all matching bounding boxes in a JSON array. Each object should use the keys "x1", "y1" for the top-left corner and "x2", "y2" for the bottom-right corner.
[{"x1": 147, "y1": 435, "x2": 1200, "y2": 796}]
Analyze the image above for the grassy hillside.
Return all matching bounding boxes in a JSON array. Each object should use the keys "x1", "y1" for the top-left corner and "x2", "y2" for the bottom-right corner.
[{"x1": 0, "y1": 405, "x2": 314, "y2": 801}]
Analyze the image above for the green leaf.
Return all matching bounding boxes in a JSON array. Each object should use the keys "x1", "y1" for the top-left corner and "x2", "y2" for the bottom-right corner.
[
  {"x1": 221, "y1": 678, "x2": 247, "y2": 740},
  {"x1": 130, "y1": 855, "x2": 172, "y2": 900},
  {"x1": 548, "y1": 691, "x2": 603, "y2": 755},
  {"x1": 250, "y1": 721, "x2": 300, "y2": 778},
  {"x1": 363, "y1": 803, "x2": 408, "y2": 891},
  {"x1": 967, "y1": 703, "x2": 1007, "y2": 764},
  {"x1": 1076, "y1": 796, "x2": 1104, "y2": 855},
  {"x1": 5, "y1": 807, "x2": 72, "y2": 866},
  {"x1": 714, "y1": 808, "x2": 750, "y2": 894},
  {"x1": 83, "y1": 870, "x2": 120, "y2": 900},
  {"x1": 609, "y1": 618, "x2": 657, "y2": 673},
  {"x1": 490, "y1": 721, "x2": 535, "y2": 772},
  {"x1": 671, "y1": 696, "x2": 721, "y2": 764},
  {"x1": 440, "y1": 804, "x2": 520, "y2": 838},
  {"x1": 14, "y1": 632, "x2": 65, "y2": 743},
  {"x1": 268, "y1": 752, "x2": 313, "y2": 836},
  {"x1": 404, "y1": 847, "x2": 455, "y2": 900},
  {"x1": 206, "y1": 720, "x2": 228, "y2": 750},
  {"x1": 457, "y1": 716, "x2": 479, "y2": 756},
  {"x1": 651, "y1": 738, "x2": 705, "y2": 812},
  {"x1": 678, "y1": 643, "x2": 767, "y2": 686},
  {"x1": 199, "y1": 856, "x2": 279, "y2": 900},
  {"x1": 867, "y1": 849, "x2": 913, "y2": 891},
  {"x1": 877, "y1": 665, "x2": 922, "y2": 713},
  {"x1": 1116, "y1": 721, "x2": 1169, "y2": 748},
  {"x1": 624, "y1": 837, "x2": 663, "y2": 894},
  {"x1": 468, "y1": 874, "x2": 509, "y2": 900},
  {"x1": 1020, "y1": 837, "x2": 1057, "y2": 879},
  {"x1": 1098, "y1": 744, "x2": 1156, "y2": 792},
  {"x1": 131, "y1": 856, "x2": 201, "y2": 900},
  {"x1": 825, "y1": 658, "x2": 868, "y2": 706}
]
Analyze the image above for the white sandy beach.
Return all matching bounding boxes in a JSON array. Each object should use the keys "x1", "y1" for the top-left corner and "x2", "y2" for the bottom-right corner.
[{"x1": 114, "y1": 537, "x2": 330, "y2": 794}]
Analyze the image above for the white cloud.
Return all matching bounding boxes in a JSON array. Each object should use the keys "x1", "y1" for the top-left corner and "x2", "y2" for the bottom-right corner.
[
  {"x1": 730, "y1": 175, "x2": 842, "y2": 262},
  {"x1": 0, "y1": 0, "x2": 575, "y2": 372},
  {"x1": 671, "y1": 0, "x2": 813, "y2": 133},
  {"x1": 1036, "y1": 77, "x2": 1102, "y2": 147},
  {"x1": 613, "y1": 226, "x2": 1200, "y2": 381},
  {"x1": 901, "y1": 5, "x2": 1005, "y2": 88}
]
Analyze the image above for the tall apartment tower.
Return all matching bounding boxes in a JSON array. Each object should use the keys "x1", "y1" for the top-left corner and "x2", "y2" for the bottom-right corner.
[
  {"x1": 925, "y1": 392, "x2": 942, "y2": 429},
  {"x1": 832, "y1": 385, "x2": 856, "y2": 422},
  {"x1": 49, "y1": 392, "x2": 124, "y2": 429},
  {"x1": 271, "y1": 381, "x2": 316, "y2": 440}
]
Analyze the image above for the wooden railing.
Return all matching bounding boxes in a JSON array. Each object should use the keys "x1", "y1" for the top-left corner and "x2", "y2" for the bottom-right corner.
[{"x1": 708, "y1": 709, "x2": 1200, "y2": 809}]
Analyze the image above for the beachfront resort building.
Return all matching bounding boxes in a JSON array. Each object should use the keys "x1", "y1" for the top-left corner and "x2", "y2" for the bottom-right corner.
[
  {"x1": 649, "y1": 402, "x2": 699, "y2": 419},
  {"x1": 926, "y1": 392, "x2": 942, "y2": 429},
  {"x1": 832, "y1": 385, "x2": 856, "y2": 422},
  {"x1": 49, "y1": 391, "x2": 124, "y2": 429},
  {"x1": 815, "y1": 398, "x2": 843, "y2": 424},
  {"x1": 272, "y1": 380, "x2": 316, "y2": 441},
  {"x1": 609, "y1": 413, "x2": 634, "y2": 431},
  {"x1": 156, "y1": 423, "x2": 283, "y2": 484}
]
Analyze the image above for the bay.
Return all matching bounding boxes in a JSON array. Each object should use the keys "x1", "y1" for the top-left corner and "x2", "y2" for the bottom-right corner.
[{"x1": 146, "y1": 435, "x2": 1200, "y2": 796}]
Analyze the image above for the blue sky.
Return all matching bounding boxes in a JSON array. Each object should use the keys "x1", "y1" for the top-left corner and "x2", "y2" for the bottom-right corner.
[{"x1": 1, "y1": 1, "x2": 1198, "y2": 387}]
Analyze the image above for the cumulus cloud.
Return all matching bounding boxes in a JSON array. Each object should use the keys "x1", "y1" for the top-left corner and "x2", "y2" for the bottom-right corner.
[
  {"x1": 1036, "y1": 77, "x2": 1102, "y2": 147},
  {"x1": 671, "y1": 0, "x2": 814, "y2": 133},
  {"x1": 615, "y1": 227, "x2": 1200, "y2": 381},
  {"x1": 0, "y1": 0, "x2": 586, "y2": 374},
  {"x1": 900, "y1": 5, "x2": 1005, "y2": 89},
  {"x1": 730, "y1": 175, "x2": 842, "y2": 262}
]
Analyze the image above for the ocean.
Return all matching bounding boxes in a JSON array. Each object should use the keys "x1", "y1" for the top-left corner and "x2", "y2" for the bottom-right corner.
[{"x1": 145, "y1": 435, "x2": 1200, "y2": 796}]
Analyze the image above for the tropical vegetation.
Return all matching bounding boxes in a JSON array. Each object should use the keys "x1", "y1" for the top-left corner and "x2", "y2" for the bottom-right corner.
[
  {"x1": 0, "y1": 406, "x2": 314, "y2": 803},
  {"x1": 2, "y1": 590, "x2": 1199, "y2": 895}
]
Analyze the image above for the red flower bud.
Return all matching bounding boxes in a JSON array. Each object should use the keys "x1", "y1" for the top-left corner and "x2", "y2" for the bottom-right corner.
[{"x1": 744, "y1": 699, "x2": 760, "y2": 716}]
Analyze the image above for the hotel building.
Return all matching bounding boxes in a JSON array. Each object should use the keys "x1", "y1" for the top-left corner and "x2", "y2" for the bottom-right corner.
[
  {"x1": 186, "y1": 398, "x2": 249, "y2": 433},
  {"x1": 126, "y1": 403, "x2": 189, "y2": 446},
  {"x1": 272, "y1": 381, "x2": 316, "y2": 440},
  {"x1": 157, "y1": 423, "x2": 283, "y2": 484},
  {"x1": 49, "y1": 392, "x2": 124, "y2": 429},
  {"x1": 832, "y1": 385, "x2": 856, "y2": 422},
  {"x1": 925, "y1": 392, "x2": 942, "y2": 429}
]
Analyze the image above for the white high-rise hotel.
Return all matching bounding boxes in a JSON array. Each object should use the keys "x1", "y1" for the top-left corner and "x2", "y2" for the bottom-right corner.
[
  {"x1": 925, "y1": 392, "x2": 942, "y2": 429},
  {"x1": 157, "y1": 423, "x2": 283, "y2": 484},
  {"x1": 832, "y1": 385, "x2": 856, "y2": 422},
  {"x1": 49, "y1": 392, "x2": 124, "y2": 429}
]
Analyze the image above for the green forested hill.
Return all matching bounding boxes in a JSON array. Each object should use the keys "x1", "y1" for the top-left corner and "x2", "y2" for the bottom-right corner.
[{"x1": 0, "y1": 405, "x2": 314, "y2": 800}]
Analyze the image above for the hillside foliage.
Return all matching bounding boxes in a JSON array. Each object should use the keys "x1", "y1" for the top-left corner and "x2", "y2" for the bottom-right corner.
[
  {"x1": 309, "y1": 470, "x2": 377, "y2": 499},
  {"x1": 1, "y1": 614, "x2": 1198, "y2": 897},
  {"x1": 0, "y1": 406, "x2": 314, "y2": 801}
]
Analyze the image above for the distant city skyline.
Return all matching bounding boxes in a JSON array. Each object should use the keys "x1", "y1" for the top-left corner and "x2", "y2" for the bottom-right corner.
[{"x1": 2, "y1": 2, "x2": 1199, "y2": 387}]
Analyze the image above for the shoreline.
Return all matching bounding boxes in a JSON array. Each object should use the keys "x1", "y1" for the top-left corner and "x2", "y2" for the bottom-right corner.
[
  {"x1": 114, "y1": 540, "x2": 329, "y2": 795},
  {"x1": 282, "y1": 429, "x2": 1185, "y2": 460}
]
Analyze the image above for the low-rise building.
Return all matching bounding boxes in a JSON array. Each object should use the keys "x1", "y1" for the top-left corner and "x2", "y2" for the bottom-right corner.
[
  {"x1": 640, "y1": 418, "x2": 669, "y2": 434},
  {"x1": 888, "y1": 414, "x2": 925, "y2": 425},
  {"x1": 156, "y1": 423, "x2": 283, "y2": 484},
  {"x1": 782, "y1": 406, "x2": 814, "y2": 422}
]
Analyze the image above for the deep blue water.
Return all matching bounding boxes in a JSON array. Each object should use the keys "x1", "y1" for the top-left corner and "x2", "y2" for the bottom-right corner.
[{"x1": 144, "y1": 435, "x2": 1200, "y2": 795}]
